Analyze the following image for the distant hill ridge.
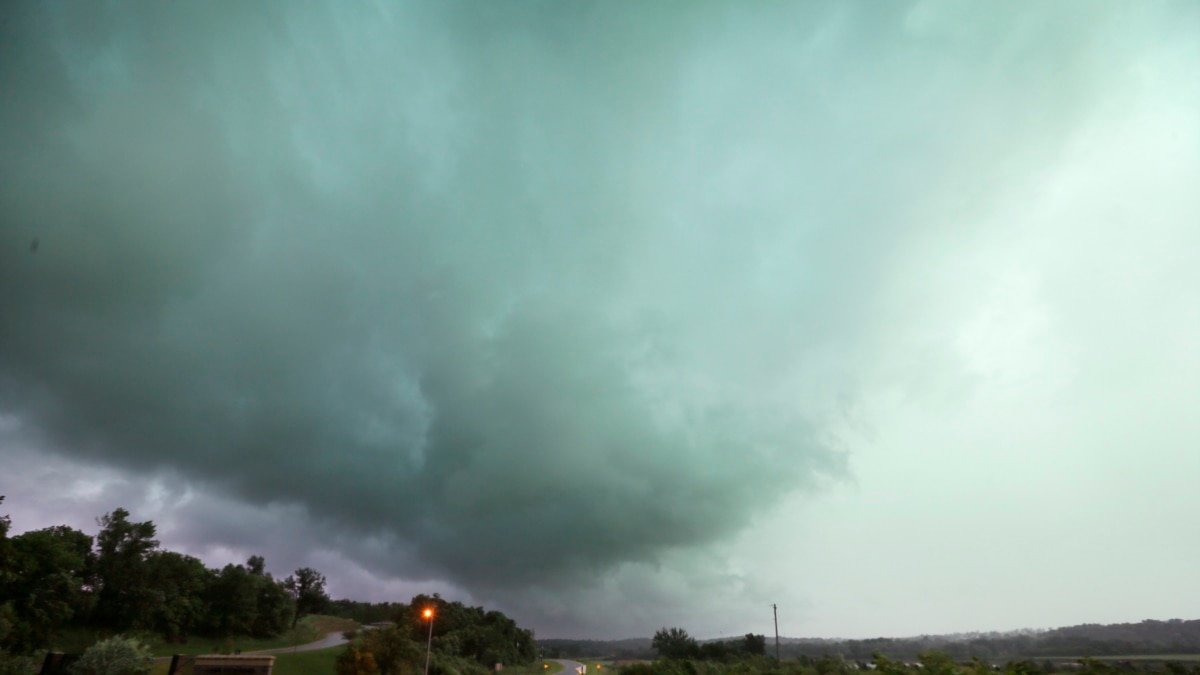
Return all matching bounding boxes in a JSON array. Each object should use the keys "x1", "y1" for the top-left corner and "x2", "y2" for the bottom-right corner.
[{"x1": 540, "y1": 618, "x2": 1200, "y2": 660}]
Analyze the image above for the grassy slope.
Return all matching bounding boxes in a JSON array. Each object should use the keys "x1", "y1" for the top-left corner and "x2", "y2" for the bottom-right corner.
[
  {"x1": 130, "y1": 637, "x2": 564, "y2": 675},
  {"x1": 272, "y1": 646, "x2": 343, "y2": 675},
  {"x1": 51, "y1": 614, "x2": 358, "y2": 658},
  {"x1": 146, "y1": 647, "x2": 342, "y2": 675},
  {"x1": 506, "y1": 662, "x2": 567, "y2": 675}
]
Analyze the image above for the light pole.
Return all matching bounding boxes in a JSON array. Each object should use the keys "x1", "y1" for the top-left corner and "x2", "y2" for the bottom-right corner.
[{"x1": 423, "y1": 607, "x2": 435, "y2": 675}]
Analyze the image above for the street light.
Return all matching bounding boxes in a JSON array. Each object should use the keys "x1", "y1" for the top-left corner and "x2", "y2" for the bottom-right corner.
[{"x1": 423, "y1": 607, "x2": 435, "y2": 675}]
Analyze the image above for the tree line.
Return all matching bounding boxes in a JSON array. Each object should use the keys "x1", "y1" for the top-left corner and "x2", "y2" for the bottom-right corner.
[
  {"x1": 0, "y1": 497, "x2": 330, "y2": 655},
  {"x1": 772, "y1": 620, "x2": 1200, "y2": 662},
  {"x1": 629, "y1": 627, "x2": 1200, "y2": 675},
  {"x1": 652, "y1": 627, "x2": 766, "y2": 660},
  {"x1": 332, "y1": 594, "x2": 538, "y2": 675},
  {"x1": 543, "y1": 619, "x2": 1200, "y2": 664}
]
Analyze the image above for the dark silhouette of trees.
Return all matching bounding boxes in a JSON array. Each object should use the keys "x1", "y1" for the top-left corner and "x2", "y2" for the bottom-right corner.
[
  {"x1": 0, "y1": 525, "x2": 92, "y2": 652},
  {"x1": 336, "y1": 594, "x2": 537, "y2": 673},
  {"x1": 0, "y1": 499, "x2": 304, "y2": 654},
  {"x1": 285, "y1": 567, "x2": 330, "y2": 627},
  {"x1": 139, "y1": 550, "x2": 208, "y2": 641},
  {"x1": 652, "y1": 627, "x2": 699, "y2": 659},
  {"x1": 743, "y1": 633, "x2": 767, "y2": 655}
]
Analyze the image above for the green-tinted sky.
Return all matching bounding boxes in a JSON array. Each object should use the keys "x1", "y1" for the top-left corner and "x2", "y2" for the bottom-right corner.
[{"x1": 2, "y1": 1, "x2": 1197, "y2": 639}]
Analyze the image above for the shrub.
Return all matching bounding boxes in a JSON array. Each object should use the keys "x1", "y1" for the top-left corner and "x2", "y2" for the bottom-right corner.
[
  {"x1": 429, "y1": 653, "x2": 489, "y2": 675},
  {"x1": 0, "y1": 649, "x2": 37, "y2": 675},
  {"x1": 337, "y1": 644, "x2": 379, "y2": 675},
  {"x1": 70, "y1": 636, "x2": 153, "y2": 675}
]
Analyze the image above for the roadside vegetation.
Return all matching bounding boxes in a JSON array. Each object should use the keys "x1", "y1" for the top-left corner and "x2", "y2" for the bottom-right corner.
[
  {"x1": 1, "y1": 498, "x2": 544, "y2": 675},
  {"x1": 332, "y1": 595, "x2": 538, "y2": 675},
  {"x1": 611, "y1": 628, "x2": 1200, "y2": 675},
  {"x1": 0, "y1": 497, "x2": 345, "y2": 668}
]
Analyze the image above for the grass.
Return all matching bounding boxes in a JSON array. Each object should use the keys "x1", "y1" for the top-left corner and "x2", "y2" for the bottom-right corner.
[
  {"x1": 49, "y1": 614, "x2": 358, "y2": 658},
  {"x1": 146, "y1": 645, "x2": 345, "y2": 675},
  {"x1": 150, "y1": 649, "x2": 561, "y2": 675},
  {"x1": 505, "y1": 662, "x2": 566, "y2": 675},
  {"x1": 272, "y1": 646, "x2": 343, "y2": 675},
  {"x1": 554, "y1": 657, "x2": 623, "y2": 668}
]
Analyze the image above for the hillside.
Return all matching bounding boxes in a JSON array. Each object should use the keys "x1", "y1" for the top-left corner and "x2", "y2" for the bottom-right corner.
[{"x1": 539, "y1": 618, "x2": 1200, "y2": 661}]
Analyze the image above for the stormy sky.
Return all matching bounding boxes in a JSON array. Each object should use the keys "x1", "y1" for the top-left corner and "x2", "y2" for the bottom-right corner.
[{"x1": 2, "y1": 1, "x2": 1198, "y2": 639}]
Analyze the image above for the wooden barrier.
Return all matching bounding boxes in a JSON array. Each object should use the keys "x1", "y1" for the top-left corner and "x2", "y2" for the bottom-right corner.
[{"x1": 186, "y1": 654, "x2": 275, "y2": 675}]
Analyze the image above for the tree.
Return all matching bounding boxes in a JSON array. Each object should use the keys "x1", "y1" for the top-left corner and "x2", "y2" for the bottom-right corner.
[
  {"x1": 205, "y1": 564, "x2": 259, "y2": 637},
  {"x1": 250, "y1": 569, "x2": 294, "y2": 638},
  {"x1": 3, "y1": 526, "x2": 93, "y2": 651},
  {"x1": 742, "y1": 633, "x2": 766, "y2": 656},
  {"x1": 398, "y1": 594, "x2": 537, "y2": 668},
  {"x1": 873, "y1": 652, "x2": 910, "y2": 675},
  {"x1": 358, "y1": 626, "x2": 422, "y2": 675},
  {"x1": 93, "y1": 508, "x2": 159, "y2": 629},
  {"x1": 70, "y1": 635, "x2": 153, "y2": 675},
  {"x1": 918, "y1": 650, "x2": 959, "y2": 675},
  {"x1": 0, "y1": 497, "x2": 13, "y2": 652},
  {"x1": 284, "y1": 567, "x2": 329, "y2": 627},
  {"x1": 141, "y1": 551, "x2": 210, "y2": 641},
  {"x1": 652, "y1": 627, "x2": 698, "y2": 660},
  {"x1": 336, "y1": 644, "x2": 380, "y2": 675}
]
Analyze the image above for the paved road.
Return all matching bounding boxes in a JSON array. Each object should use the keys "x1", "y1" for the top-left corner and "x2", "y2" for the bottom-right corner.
[
  {"x1": 244, "y1": 630, "x2": 350, "y2": 655},
  {"x1": 152, "y1": 629, "x2": 352, "y2": 665},
  {"x1": 554, "y1": 659, "x2": 586, "y2": 675}
]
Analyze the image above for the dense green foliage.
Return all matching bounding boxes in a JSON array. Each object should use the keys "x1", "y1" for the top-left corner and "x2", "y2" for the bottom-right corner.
[
  {"x1": 329, "y1": 600, "x2": 407, "y2": 626},
  {"x1": 0, "y1": 498, "x2": 317, "y2": 654},
  {"x1": 652, "y1": 629, "x2": 768, "y2": 661},
  {"x1": 335, "y1": 594, "x2": 538, "y2": 675},
  {"x1": 285, "y1": 567, "x2": 330, "y2": 627},
  {"x1": 69, "y1": 635, "x2": 153, "y2": 675}
]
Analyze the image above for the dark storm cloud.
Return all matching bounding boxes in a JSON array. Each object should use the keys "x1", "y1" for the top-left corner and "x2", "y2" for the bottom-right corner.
[
  {"x1": 1, "y1": 0, "x2": 1180, "y2": 606},
  {"x1": 1, "y1": 1, "x2": 858, "y2": 591}
]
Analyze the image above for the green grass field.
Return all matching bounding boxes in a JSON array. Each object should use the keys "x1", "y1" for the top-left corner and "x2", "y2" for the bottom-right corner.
[
  {"x1": 506, "y1": 661, "x2": 566, "y2": 675},
  {"x1": 143, "y1": 648, "x2": 568, "y2": 675},
  {"x1": 147, "y1": 646, "x2": 343, "y2": 675},
  {"x1": 51, "y1": 614, "x2": 357, "y2": 658},
  {"x1": 272, "y1": 646, "x2": 344, "y2": 675}
]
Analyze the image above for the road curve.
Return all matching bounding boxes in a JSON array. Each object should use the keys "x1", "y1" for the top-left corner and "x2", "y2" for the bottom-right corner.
[{"x1": 244, "y1": 630, "x2": 350, "y2": 655}]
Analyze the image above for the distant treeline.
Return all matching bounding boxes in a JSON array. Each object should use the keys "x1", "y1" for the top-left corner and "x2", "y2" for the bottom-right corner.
[
  {"x1": 776, "y1": 620, "x2": 1200, "y2": 661},
  {"x1": 0, "y1": 497, "x2": 329, "y2": 655},
  {"x1": 619, "y1": 651, "x2": 1200, "y2": 675},
  {"x1": 540, "y1": 637, "x2": 654, "y2": 659},
  {"x1": 542, "y1": 619, "x2": 1200, "y2": 662},
  {"x1": 607, "y1": 624, "x2": 1200, "y2": 675},
  {"x1": 327, "y1": 599, "x2": 407, "y2": 626}
]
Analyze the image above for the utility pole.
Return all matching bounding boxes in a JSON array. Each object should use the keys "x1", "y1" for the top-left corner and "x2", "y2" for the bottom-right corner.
[
  {"x1": 423, "y1": 608, "x2": 435, "y2": 675},
  {"x1": 773, "y1": 604, "x2": 780, "y2": 661}
]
